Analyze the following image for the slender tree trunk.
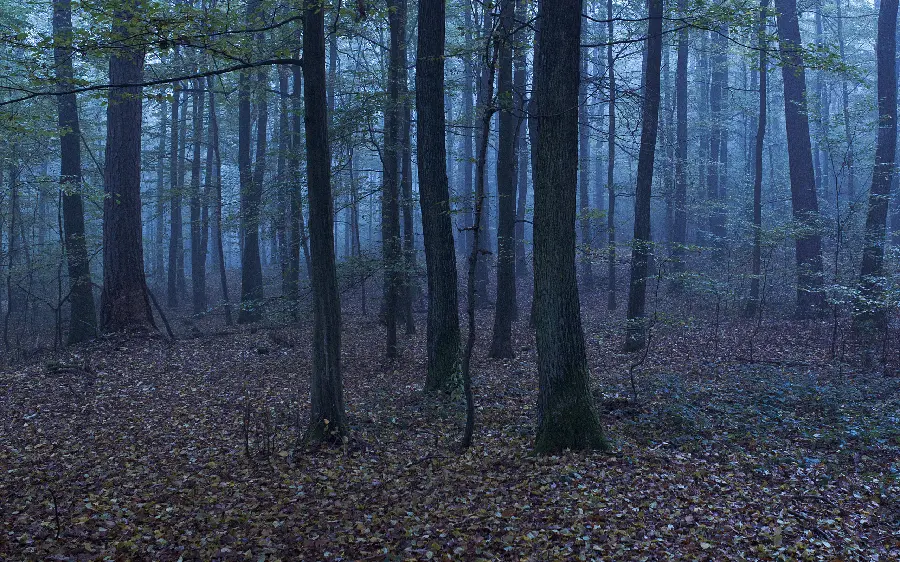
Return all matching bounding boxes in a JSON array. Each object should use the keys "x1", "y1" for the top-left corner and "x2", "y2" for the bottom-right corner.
[
  {"x1": 53, "y1": 0, "x2": 97, "y2": 344},
  {"x1": 514, "y1": 0, "x2": 529, "y2": 280},
  {"x1": 857, "y1": 0, "x2": 898, "y2": 330},
  {"x1": 533, "y1": 0, "x2": 605, "y2": 454},
  {"x1": 278, "y1": 67, "x2": 291, "y2": 296},
  {"x1": 836, "y1": 0, "x2": 855, "y2": 202},
  {"x1": 606, "y1": 0, "x2": 617, "y2": 310},
  {"x1": 100, "y1": 2, "x2": 155, "y2": 333},
  {"x1": 461, "y1": 3, "x2": 475, "y2": 257},
  {"x1": 168, "y1": 84, "x2": 183, "y2": 307},
  {"x1": 623, "y1": 0, "x2": 663, "y2": 352},
  {"x1": 190, "y1": 78, "x2": 207, "y2": 314},
  {"x1": 399, "y1": 0, "x2": 416, "y2": 336},
  {"x1": 207, "y1": 78, "x2": 232, "y2": 325},
  {"x1": 671, "y1": 0, "x2": 688, "y2": 287},
  {"x1": 490, "y1": 0, "x2": 516, "y2": 359},
  {"x1": 303, "y1": 0, "x2": 348, "y2": 444},
  {"x1": 707, "y1": 24, "x2": 728, "y2": 244},
  {"x1": 578, "y1": 30, "x2": 593, "y2": 290},
  {"x1": 155, "y1": 100, "x2": 167, "y2": 286},
  {"x1": 417, "y1": 0, "x2": 462, "y2": 393},
  {"x1": 775, "y1": 0, "x2": 826, "y2": 316},
  {"x1": 383, "y1": 0, "x2": 403, "y2": 358},
  {"x1": 747, "y1": 0, "x2": 769, "y2": 317}
]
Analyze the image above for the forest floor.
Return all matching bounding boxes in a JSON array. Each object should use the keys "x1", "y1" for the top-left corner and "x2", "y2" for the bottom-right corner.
[{"x1": 1, "y1": 297, "x2": 899, "y2": 561}]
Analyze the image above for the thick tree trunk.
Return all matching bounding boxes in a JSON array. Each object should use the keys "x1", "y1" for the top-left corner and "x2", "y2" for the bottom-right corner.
[
  {"x1": 417, "y1": 0, "x2": 462, "y2": 393},
  {"x1": 100, "y1": 3, "x2": 155, "y2": 333},
  {"x1": 856, "y1": 0, "x2": 898, "y2": 330},
  {"x1": 303, "y1": 0, "x2": 348, "y2": 444},
  {"x1": 623, "y1": 0, "x2": 663, "y2": 352},
  {"x1": 533, "y1": 0, "x2": 605, "y2": 454},
  {"x1": 775, "y1": 0, "x2": 826, "y2": 316},
  {"x1": 53, "y1": 0, "x2": 97, "y2": 344},
  {"x1": 748, "y1": 0, "x2": 769, "y2": 318},
  {"x1": 189, "y1": 78, "x2": 207, "y2": 314},
  {"x1": 490, "y1": 0, "x2": 516, "y2": 359}
]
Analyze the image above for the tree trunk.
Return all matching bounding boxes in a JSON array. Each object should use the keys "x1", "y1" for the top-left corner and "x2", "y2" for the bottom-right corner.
[
  {"x1": 100, "y1": 3, "x2": 155, "y2": 333},
  {"x1": 303, "y1": 0, "x2": 348, "y2": 444},
  {"x1": 417, "y1": 0, "x2": 462, "y2": 393},
  {"x1": 53, "y1": 0, "x2": 97, "y2": 344},
  {"x1": 168, "y1": 84, "x2": 183, "y2": 307},
  {"x1": 383, "y1": 0, "x2": 403, "y2": 358},
  {"x1": 707, "y1": 24, "x2": 728, "y2": 245},
  {"x1": 836, "y1": 0, "x2": 855, "y2": 202},
  {"x1": 578, "y1": 31, "x2": 593, "y2": 290},
  {"x1": 490, "y1": 0, "x2": 516, "y2": 359},
  {"x1": 747, "y1": 0, "x2": 769, "y2": 318},
  {"x1": 399, "y1": 0, "x2": 416, "y2": 336},
  {"x1": 514, "y1": 0, "x2": 528, "y2": 280},
  {"x1": 190, "y1": 78, "x2": 207, "y2": 314},
  {"x1": 775, "y1": 0, "x2": 826, "y2": 316},
  {"x1": 277, "y1": 67, "x2": 291, "y2": 296},
  {"x1": 606, "y1": 0, "x2": 617, "y2": 311},
  {"x1": 623, "y1": 0, "x2": 663, "y2": 352},
  {"x1": 671, "y1": 0, "x2": 688, "y2": 288},
  {"x1": 533, "y1": 0, "x2": 605, "y2": 454},
  {"x1": 856, "y1": 0, "x2": 898, "y2": 330},
  {"x1": 155, "y1": 99, "x2": 167, "y2": 286},
  {"x1": 460, "y1": 4, "x2": 476, "y2": 258},
  {"x1": 473, "y1": 1, "x2": 493, "y2": 306}
]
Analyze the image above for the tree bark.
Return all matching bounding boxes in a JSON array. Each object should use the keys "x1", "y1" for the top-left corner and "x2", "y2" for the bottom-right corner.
[
  {"x1": 100, "y1": 1, "x2": 155, "y2": 333},
  {"x1": 383, "y1": 0, "x2": 403, "y2": 358},
  {"x1": 303, "y1": 0, "x2": 348, "y2": 444},
  {"x1": 606, "y1": 0, "x2": 616, "y2": 311},
  {"x1": 671, "y1": 0, "x2": 688, "y2": 288},
  {"x1": 53, "y1": 0, "x2": 97, "y2": 344},
  {"x1": 578, "y1": 30, "x2": 593, "y2": 290},
  {"x1": 490, "y1": 0, "x2": 517, "y2": 359},
  {"x1": 167, "y1": 84, "x2": 183, "y2": 307},
  {"x1": 856, "y1": 0, "x2": 898, "y2": 330},
  {"x1": 189, "y1": 78, "x2": 207, "y2": 314},
  {"x1": 775, "y1": 0, "x2": 826, "y2": 316},
  {"x1": 748, "y1": 0, "x2": 769, "y2": 318},
  {"x1": 623, "y1": 0, "x2": 663, "y2": 352},
  {"x1": 533, "y1": 0, "x2": 605, "y2": 454},
  {"x1": 417, "y1": 0, "x2": 462, "y2": 393}
]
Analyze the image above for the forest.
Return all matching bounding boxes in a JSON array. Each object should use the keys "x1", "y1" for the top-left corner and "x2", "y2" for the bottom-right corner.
[{"x1": 0, "y1": 0, "x2": 898, "y2": 559}]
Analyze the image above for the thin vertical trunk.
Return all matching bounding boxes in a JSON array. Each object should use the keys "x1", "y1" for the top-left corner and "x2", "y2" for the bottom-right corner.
[
  {"x1": 578, "y1": 33, "x2": 593, "y2": 290},
  {"x1": 707, "y1": 24, "x2": 728, "y2": 244},
  {"x1": 490, "y1": 0, "x2": 516, "y2": 359},
  {"x1": 836, "y1": 0, "x2": 855, "y2": 202},
  {"x1": 399, "y1": 0, "x2": 416, "y2": 336},
  {"x1": 155, "y1": 100, "x2": 167, "y2": 285},
  {"x1": 473, "y1": 1, "x2": 493, "y2": 305},
  {"x1": 857, "y1": 0, "x2": 898, "y2": 330},
  {"x1": 606, "y1": 0, "x2": 616, "y2": 310},
  {"x1": 748, "y1": 0, "x2": 769, "y2": 317},
  {"x1": 303, "y1": 0, "x2": 348, "y2": 444},
  {"x1": 417, "y1": 0, "x2": 462, "y2": 393},
  {"x1": 671, "y1": 0, "x2": 688, "y2": 284},
  {"x1": 383, "y1": 0, "x2": 403, "y2": 358},
  {"x1": 100, "y1": 2, "x2": 155, "y2": 333},
  {"x1": 513, "y1": 0, "x2": 529, "y2": 280},
  {"x1": 208, "y1": 77, "x2": 232, "y2": 325},
  {"x1": 278, "y1": 67, "x2": 291, "y2": 296},
  {"x1": 623, "y1": 0, "x2": 663, "y2": 352},
  {"x1": 775, "y1": 0, "x2": 825, "y2": 316},
  {"x1": 533, "y1": 0, "x2": 605, "y2": 454},
  {"x1": 168, "y1": 84, "x2": 183, "y2": 307},
  {"x1": 53, "y1": 0, "x2": 97, "y2": 344},
  {"x1": 461, "y1": 3, "x2": 475, "y2": 256},
  {"x1": 190, "y1": 78, "x2": 207, "y2": 314}
]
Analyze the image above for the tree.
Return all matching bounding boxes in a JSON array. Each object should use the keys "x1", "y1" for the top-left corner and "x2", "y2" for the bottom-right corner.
[
  {"x1": 100, "y1": 1, "x2": 155, "y2": 333},
  {"x1": 532, "y1": 0, "x2": 605, "y2": 453},
  {"x1": 303, "y1": 0, "x2": 348, "y2": 444},
  {"x1": 490, "y1": 0, "x2": 516, "y2": 359},
  {"x1": 623, "y1": 0, "x2": 663, "y2": 352},
  {"x1": 53, "y1": 0, "x2": 97, "y2": 344},
  {"x1": 747, "y1": 0, "x2": 769, "y2": 317},
  {"x1": 167, "y1": 83, "x2": 183, "y2": 308},
  {"x1": 578, "y1": 25, "x2": 592, "y2": 290},
  {"x1": 417, "y1": 0, "x2": 462, "y2": 393},
  {"x1": 774, "y1": 0, "x2": 825, "y2": 316},
  {"x1": 605, "y1": 0, "x2": 616, "y2": 311},
  {"x1": 237, "y1": 0, "x2": 265, "y2": 324},
  {"x1": 189, "y1": 78, "x2": 207, "y2": 314},
  {"x1": 399, "y1": 0, "x2": 416, "y2": 336},
  {"x1": 383, "y1": 0, "x2": 403, "y2": 358},
  {"x1": 856, "y1": 0, "x2": 898, "y2": 330},
  {"x1": 670, "y1": 0, "x2": 688, "y2": 288}
]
